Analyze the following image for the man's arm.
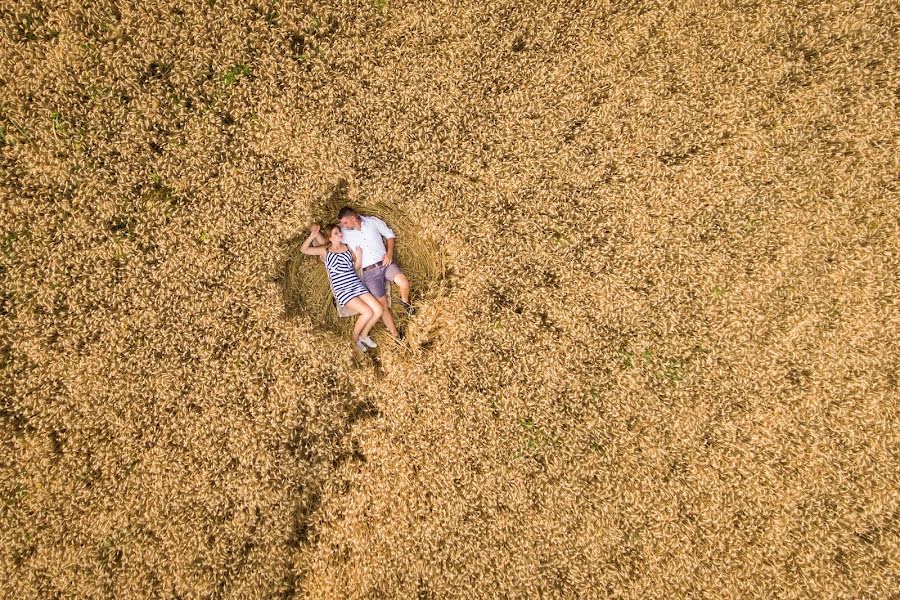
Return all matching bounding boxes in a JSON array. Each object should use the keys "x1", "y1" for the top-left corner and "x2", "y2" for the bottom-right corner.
[
  {"x1": 373, "y1": 217, "x2": 397, "y2": 266},
  {"x1": 383, "y1": 237, "x2": 395, "y2": 266}
]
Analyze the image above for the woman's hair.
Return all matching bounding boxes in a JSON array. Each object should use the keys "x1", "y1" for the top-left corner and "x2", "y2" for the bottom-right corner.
[{"x1": 322, "y1": 223, "x2": 340, "y2": 244}]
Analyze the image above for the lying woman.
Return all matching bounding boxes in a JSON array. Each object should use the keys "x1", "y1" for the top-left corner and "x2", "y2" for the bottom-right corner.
[{"x1": 301, "y1": 224, "x2": 383, "y2": 352}]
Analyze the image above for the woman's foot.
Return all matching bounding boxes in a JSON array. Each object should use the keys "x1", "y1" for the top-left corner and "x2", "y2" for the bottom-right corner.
[
  {"x1": 354, "y1": 339, "x2": 368, "y2": 353},
  {"x1": 359, "y1": 335, "x2": 378, "y2": 349}
]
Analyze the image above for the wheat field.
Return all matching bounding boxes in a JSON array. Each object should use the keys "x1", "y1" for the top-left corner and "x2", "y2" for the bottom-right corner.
[{"x1": 1, "y1": 0, "x2": 897, "y2": 598}]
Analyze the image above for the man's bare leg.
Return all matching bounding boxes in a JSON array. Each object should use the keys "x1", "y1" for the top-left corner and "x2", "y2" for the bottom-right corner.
[{"x1": 393, "y1": 273, "x2": 411, "y2": 304}]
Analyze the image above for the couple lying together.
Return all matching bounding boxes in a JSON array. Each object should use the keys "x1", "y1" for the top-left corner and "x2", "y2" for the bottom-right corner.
[{"x1": 301, "y1": 206, "x2": 416, "y2": 352}]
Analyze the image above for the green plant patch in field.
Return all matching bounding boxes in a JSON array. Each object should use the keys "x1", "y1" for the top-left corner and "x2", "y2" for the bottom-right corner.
[
  {"x1": 521, "y1": 417, "x2": 552, "y2": 450},
  {"x1": 1, "y1": 230, "x2": 30, "y2": 258},
  {"x1": 664, "y1": 359, "x2": 686, "y2": 382},
  {"x1": 223, "y1": 63, "x2": 251, "y2": 85},
  {"x1": 50, "y1": 110, "x2": 62, "y2": 131}
]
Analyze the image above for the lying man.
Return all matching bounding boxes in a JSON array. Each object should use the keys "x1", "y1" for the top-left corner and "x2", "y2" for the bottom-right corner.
[{"x1": 337, "y1": 206, "x2": 415, "y2": 338}]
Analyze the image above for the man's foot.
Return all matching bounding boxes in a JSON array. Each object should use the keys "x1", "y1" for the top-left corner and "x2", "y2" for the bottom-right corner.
[
  {"x1": 359, "y1": 335, "x2": 378, "y2": 349},
  {"x1": 354, "y1": 340, "x2": 368, "y2": 353},
  {"x1": 398, "y1": 299, "x2": 416, "y2": 317}
]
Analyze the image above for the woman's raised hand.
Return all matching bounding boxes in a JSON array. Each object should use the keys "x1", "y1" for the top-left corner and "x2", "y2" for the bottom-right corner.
[{"x1": 301, "y1": 224, "x2": 327, "y2": 256}]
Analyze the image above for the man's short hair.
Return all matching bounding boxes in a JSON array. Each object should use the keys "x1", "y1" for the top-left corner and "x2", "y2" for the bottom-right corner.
[{"x1": 337, "y1": 206, "x2": 358, "y2": 219}]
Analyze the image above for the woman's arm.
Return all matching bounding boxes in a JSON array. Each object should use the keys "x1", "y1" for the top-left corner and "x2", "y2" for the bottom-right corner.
[
  {"x1": 300, "y1": 226, "x2": 327, "y2": 256},
  {"x1": 351, "y1": 246, "x2": 363, "y2": 270}
]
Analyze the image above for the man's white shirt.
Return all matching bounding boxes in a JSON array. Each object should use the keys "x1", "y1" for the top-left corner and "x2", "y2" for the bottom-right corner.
[{"x1": 340, "y1": 216, "x2": 395, "y2": 269}]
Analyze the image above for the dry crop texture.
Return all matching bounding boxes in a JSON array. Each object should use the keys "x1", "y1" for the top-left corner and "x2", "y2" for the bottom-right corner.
[{"x1": 1, "y1": 0, "x2": 897, "y2": 598}]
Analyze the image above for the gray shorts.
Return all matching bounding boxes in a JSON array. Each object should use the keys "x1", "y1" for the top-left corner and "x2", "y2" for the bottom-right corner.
[{"x1": 361, "y1": 262, "x2": 403, "y2": 299}]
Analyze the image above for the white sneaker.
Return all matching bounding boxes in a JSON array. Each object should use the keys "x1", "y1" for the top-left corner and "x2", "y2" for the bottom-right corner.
[
  {"x1": 355, "y1": 340, "x2": 368, "y2": 352},
  {"x1": 359, "y1": 335, "x2": 378, "y2": 349}
]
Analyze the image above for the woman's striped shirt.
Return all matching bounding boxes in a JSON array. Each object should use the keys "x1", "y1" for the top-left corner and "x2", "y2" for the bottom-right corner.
[{"x1": 324, "y1": 250, "x2": 368, "y2": 306}]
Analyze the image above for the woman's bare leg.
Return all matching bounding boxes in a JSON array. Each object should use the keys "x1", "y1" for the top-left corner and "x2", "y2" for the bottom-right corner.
[
  {"x1": 345, "y1": 297, "x2": 373, "y2": 341},
  {"x1": 358, "y1": 294, "x2": 383, "y2": 337}
]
